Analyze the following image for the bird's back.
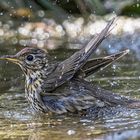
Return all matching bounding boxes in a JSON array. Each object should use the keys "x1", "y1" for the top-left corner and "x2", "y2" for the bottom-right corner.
[{"x1": 41, "y1": 78, "x2": 140, "y2": 114}]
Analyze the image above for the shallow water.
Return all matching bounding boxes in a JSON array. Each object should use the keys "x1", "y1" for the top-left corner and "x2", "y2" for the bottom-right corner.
[{"x1": 0, "y1": 47, "x2": 140, "y2": 140}]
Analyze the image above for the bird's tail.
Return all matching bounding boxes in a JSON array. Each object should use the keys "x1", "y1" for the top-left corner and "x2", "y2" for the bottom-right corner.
[{"x1": 77, "y1": 49, "x2": 129, "y2": 78}]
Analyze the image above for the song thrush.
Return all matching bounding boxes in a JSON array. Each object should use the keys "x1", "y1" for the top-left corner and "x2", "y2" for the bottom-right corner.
[{"x1": 1, "y1": 18, "x2": 140, "y2": 115}]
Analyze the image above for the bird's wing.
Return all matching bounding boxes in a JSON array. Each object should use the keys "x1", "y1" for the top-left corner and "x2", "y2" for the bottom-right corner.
[
  {"x1": 41, "y1": 78, "x2": 139, "y2": 114},
  {"x1": 41, "y1": 91, "x2": 97, "y2": 114},
  {"x1": 44, "y1": 18, "x2": 115, "y2": 92},
  {"x1": 76, "y1": 50, "x2": 129, "y2": 78}
]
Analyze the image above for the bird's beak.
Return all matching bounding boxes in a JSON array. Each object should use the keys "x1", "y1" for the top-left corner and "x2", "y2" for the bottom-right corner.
[{"x1": 0, "y1": 55, "x2": 20, "y2": 64}]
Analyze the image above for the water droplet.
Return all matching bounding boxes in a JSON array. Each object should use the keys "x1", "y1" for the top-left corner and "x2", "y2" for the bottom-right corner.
[
  {"x1": 67, "y1": 130, "x2": 76, "y2": 135},
  {"x1": 112, "y1": 64, "x2": 116, "y2": 70},
  {"x1": 37, "y1": 10, "x2": 45, "y2": 17},
  {"x1": 0, "y1": 12, "x2": 3, "y2": 16},
  {"x1": 108, "y1": 44, "x2": 111, "y2": 48}
]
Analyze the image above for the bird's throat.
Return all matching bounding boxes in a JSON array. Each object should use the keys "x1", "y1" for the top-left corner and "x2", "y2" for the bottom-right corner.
[
  {"x1": 25, "y1": 70, "x2": 43, "y2": 93},
  {"x1": 25, "y1": 71, "x2": 46, "y2": 112}
]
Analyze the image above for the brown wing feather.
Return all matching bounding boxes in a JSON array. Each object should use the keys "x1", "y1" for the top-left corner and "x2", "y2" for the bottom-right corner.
[
  {"x1": 41, "y1": 78, "x2": 140, "y2": 114},
  {"x1": 76, "y1": 50, "x2": 129, "y2": 78},
  {"x1": 44, "y1": 18, "x2": 115, "y2": 92}
]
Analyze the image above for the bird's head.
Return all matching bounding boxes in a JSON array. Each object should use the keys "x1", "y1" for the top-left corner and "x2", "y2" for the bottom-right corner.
[{"x1": 0, "y1": 47, "x2": 49, "y2": 73}]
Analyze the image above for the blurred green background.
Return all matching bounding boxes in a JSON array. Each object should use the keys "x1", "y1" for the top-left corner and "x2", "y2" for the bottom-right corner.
[
  {"x1": 0, "y1": 0, "x2": 140, "y2": 21},
  {"x1": 0, "y1": 0, "x2": 139, "y2": 51}
]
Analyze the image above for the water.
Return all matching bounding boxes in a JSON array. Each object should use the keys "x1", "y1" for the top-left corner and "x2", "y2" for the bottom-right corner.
[{"x1": 0, "y1": 47, "x2": 140, "y2": 140}]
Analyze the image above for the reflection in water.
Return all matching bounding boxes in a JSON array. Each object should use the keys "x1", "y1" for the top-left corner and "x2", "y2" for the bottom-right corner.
[{"x1": 0, "y1": 48, "x2": 140, "y2": 140}]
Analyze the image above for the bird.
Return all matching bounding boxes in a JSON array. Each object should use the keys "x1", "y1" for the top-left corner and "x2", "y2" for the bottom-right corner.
[{"x1": 0, "y1": 18, "x2": 140, "y2": 115}]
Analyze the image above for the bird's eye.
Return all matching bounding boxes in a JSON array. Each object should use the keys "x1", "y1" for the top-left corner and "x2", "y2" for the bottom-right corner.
[{"x1": 26, "y1": 55, "x2": 34, "y2": 61}]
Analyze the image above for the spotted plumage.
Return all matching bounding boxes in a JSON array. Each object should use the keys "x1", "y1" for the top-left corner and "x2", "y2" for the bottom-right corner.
[{"x1": 1, "y1": 18, "x2": 140, "y2": 115}]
